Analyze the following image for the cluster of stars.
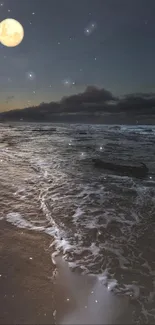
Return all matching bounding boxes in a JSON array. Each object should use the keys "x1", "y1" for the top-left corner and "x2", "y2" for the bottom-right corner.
[
  {"x1": 63, "y1": 79, "x2": 76, "y2": 87},
  {"x1": 29, "y1": 11, "x2": 36, "y2": 25},
  {"x1": 84, "y1": 22, "x2": 97, "y2": 36},
  {"x1": 0, "y1": 3, "x2": 11, "y2": 13}
]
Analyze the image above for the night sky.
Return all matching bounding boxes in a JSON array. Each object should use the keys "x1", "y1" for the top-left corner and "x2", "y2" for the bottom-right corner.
[{"x1": 1, "y1": 0, "x2": 155, "y2": 113}]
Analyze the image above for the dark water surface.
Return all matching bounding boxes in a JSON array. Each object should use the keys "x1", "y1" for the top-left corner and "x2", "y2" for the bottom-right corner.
[{"x1": 0, "y1": 123, "x2": 155, "y2": 323}]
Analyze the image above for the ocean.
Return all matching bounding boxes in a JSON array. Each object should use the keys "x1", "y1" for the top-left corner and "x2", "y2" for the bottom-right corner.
[{"x1": 0, "y1": 122, "x2": 155, "y2": 323}]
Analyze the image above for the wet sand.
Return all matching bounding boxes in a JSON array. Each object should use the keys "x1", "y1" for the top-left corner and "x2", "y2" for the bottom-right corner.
[
  {"x1": 0, "y1": 220, "x2": 56, "y2": 324},
  {"x1": 0, "y1": 220, "x2": 133, "y2": 324}
]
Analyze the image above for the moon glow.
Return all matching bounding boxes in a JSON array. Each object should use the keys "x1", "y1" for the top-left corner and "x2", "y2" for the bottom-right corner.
[{"x1": 0, "y1": 18, "x2": 24, "y2": 47}]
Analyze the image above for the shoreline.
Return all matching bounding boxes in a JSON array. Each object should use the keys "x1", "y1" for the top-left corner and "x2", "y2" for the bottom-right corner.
[{"x1": 0, "y1": 220, "x2": 134, "y2": 324}]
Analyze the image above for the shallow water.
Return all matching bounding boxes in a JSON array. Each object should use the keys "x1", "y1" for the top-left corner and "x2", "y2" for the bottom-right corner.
[
  {"x1": 0, "y1": 122, "x2": 155, "y2": 323},
  {"x1": 55, "y1": 256, "x2": 132, "y2": 324}
]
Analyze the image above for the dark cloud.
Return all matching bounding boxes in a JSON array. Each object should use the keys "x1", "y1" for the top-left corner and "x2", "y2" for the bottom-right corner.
[
  {"x1": 1, "y1": 87, "x2": 155, "y2": 123},
  {"x1": 117, "y1": 93, "x2": 155, "y2": 114},
  {"x1": 60, "y1": 86, "x2": 117, "y2": 106}
]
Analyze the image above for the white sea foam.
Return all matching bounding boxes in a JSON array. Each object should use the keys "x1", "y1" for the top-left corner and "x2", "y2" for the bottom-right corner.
[
  {"x1": 107, "y1": 279, "x2": 118, "y2": 291},
  {"x1": 90, "y1": 243, "x2": 100, "y2": 255},
  {"x1": 72, "y1": 207, "x2": 84, "y2": 222},
  {"x1": 6, "y1": 212, "x2": 44, "y2": 231}
]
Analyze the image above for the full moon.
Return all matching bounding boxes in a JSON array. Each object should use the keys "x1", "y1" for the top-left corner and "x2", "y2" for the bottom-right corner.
[{"x1": 0, "y1": 18, "x2": 24, "y2": 47}]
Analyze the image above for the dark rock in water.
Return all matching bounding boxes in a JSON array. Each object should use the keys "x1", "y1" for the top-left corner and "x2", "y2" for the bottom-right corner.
[{"x1": 92, "y1": 158, "x2": 148, "y2": 179}]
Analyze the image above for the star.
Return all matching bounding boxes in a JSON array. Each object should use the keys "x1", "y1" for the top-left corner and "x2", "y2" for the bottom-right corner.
[
  {"x1": 32, "y1": 12, "x2": 35, "y2": 15},
  {"x1": 84, "y1": 28, "x2": 91, "y2": 36},
  {"x1": 27, "y1": 72, "x2": 35, "y2": 80},
  {"x1": 91, "y1": 23, "x2": 95, "y2": 28}
]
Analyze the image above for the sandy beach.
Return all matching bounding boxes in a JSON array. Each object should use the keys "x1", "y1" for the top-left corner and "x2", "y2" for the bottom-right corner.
[{"x1": 0, "y1": 220, "x2": 56, "y2": 324}]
